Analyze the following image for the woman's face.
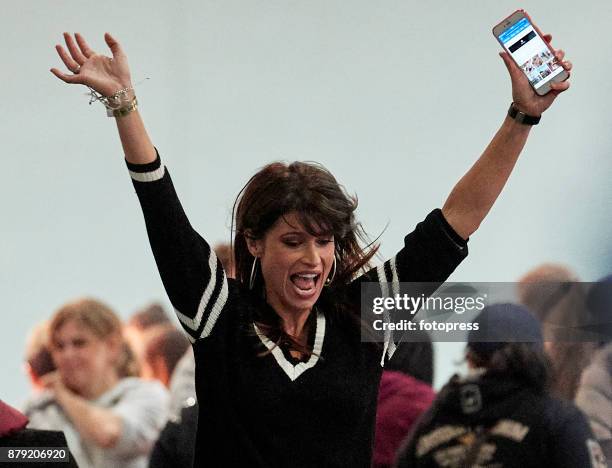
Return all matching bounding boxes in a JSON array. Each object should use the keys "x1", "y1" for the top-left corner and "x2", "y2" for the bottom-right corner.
[
  {"x1": 249, "y1": 212, "x2": 335, "y2": 316},
  {"x1": 51, "y1": 320, "x2": 118, "y2": 394}
]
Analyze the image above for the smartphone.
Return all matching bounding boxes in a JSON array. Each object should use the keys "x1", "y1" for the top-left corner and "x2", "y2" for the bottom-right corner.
[{"x1": 493, "y1": 10, "x2": 568, "y2": 96}]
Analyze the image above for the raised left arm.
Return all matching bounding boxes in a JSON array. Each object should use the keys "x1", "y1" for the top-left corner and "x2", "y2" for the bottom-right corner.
[{"x1": 442, "y1": 34, "x2": 572, "y2": 240}]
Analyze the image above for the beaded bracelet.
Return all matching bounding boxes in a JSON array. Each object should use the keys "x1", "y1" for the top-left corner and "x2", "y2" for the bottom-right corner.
[{"x1": 86, "y1": 86, "x2": 137, "y2": 117}]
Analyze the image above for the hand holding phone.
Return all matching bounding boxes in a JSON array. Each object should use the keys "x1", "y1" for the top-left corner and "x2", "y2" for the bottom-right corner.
[{"x1": 493, "y1": 10, "x2": 572, "y2": 116}]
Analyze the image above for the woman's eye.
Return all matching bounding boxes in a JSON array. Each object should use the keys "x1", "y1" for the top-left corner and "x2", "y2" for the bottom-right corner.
[
  {"x1": 283, "y1": 240, "x2": 299, "y2": 247},
  {"x1": 317, "y1": 239, "x2": 334, "y2": 246}
]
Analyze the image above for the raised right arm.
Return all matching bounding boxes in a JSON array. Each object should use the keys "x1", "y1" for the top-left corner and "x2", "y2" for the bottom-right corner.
[{"x1": 51, "y1": 33, "x2": 229, "y2": 341}]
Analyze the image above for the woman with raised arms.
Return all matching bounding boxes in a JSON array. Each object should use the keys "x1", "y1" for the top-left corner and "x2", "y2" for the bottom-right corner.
[{"x1": 50, "y1": 31, "x2": 571, "y2": 467}]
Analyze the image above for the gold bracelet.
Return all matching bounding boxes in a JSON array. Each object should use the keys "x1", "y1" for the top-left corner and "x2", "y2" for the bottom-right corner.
[{"x1": 109, "y1": 98, "x2": 138, "y2": 118}]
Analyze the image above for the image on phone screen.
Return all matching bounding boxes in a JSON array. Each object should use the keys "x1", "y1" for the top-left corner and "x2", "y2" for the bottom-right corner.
[{"x1": 496, "y1": 17, "x2": 563, "y2": 90}]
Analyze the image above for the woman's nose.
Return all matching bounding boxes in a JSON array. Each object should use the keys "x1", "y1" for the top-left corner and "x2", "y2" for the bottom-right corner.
[
  {"x1": 57, "y1": 346, "x2": 75, "y2": 360},
  {"x1": 301, "y1": 242, "x2": 320, "y2": 265}
]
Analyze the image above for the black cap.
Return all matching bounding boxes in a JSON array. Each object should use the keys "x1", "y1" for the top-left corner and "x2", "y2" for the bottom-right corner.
[{"x1": 467, "y1": 303, "x2": 543, "y2": 357}]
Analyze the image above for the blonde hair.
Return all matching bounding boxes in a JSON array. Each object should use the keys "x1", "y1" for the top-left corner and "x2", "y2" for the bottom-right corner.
[{"x1": 49, "y1": 298, "x2": 139, "y2": 378}]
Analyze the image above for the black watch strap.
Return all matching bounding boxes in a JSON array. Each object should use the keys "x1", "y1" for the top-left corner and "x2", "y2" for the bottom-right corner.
[{"x1": 508, "y1": 102, "x2": 541, "y2": 125}]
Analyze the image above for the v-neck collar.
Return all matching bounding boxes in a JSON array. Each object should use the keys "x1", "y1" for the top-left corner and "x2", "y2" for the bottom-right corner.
[{"x1": 253, "y1": 310, "x2": 326, "y2": 382}]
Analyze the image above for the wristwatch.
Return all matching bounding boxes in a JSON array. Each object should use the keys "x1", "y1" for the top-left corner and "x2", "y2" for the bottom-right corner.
[{"x1": 508, "y1": 102, "x2": 541, "y2": 125}]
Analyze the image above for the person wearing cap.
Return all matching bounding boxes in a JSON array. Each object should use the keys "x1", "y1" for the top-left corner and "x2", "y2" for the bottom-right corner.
[
  {"x1": 395, "y1": 303, "x2": 608, "y2": 468},
  {"x1": 576, "y1": 275, "x2": 612, "y2": 461}
]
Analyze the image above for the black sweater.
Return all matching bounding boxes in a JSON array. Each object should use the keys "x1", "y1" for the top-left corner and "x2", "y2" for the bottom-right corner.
[{"x1": 127, "y1": 153, "x2": 468, "y2": 468}]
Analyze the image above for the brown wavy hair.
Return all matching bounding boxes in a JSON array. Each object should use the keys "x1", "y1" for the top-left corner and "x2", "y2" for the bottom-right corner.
[
  {"x1": 49, "y1": 298, "x2": 139, "y2": 378},
  {"x1": 232, "y1": 161, "x2": 379, "y2": 356}
]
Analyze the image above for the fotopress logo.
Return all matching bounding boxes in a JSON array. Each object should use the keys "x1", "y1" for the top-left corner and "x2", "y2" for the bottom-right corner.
[{"x1": 371, "y1": 293, "x2": 487, "y2": 315}]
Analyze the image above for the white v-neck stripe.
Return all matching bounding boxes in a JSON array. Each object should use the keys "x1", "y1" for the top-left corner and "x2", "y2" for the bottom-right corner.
[{"x1": 254, "y1": 311, "x2": 326, "y2": 382}]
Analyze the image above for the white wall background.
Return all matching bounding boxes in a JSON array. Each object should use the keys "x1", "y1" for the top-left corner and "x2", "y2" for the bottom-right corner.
[{"x1": 2, "y1": 0, "x2": 611, "y2": 407}]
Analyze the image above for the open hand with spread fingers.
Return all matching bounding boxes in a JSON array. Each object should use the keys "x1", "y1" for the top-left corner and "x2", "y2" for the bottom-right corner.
[
  {"x1": 500, "y1": 33, "x2": 572, "y2": 117},
  {"x1": 50, "y1": 32, "x2": 132, "y2": 98}
]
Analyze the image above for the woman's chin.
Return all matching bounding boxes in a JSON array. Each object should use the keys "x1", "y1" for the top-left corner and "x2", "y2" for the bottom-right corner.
[{"x1": 287, "y1": 286, "x2": 322, "y2": 310}]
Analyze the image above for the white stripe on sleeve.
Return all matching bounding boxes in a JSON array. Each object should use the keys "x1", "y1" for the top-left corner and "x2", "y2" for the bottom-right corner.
[
  {"x1": 175, "y1": 250, "x2": 228, "y2": 338},
  {"x1": 129, "y1": 166, "x2": 166, "y2": 182}
]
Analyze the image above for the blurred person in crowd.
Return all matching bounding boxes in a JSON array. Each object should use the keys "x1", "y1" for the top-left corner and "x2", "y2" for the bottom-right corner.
[
  {"x1": 213, "y1": 243, "x2": 235, "y2": 279},
  {"x1": 166, "y1": 346, "x2": 196, "y2": 419},
  {"x1": 24, "y1": 298, "x2": 169, "y2": 468},
  {"x1": 23, "y1": 321, "x2": 56, "y2": 395},
  {"x1": 149, "y1": 401, "x2": 198, "y2": 468},
  {"x1": 128, "y1": 303, "x2": 170, "y2": 330},
  {"x1": 517, "y1": 263, "x2": 596, "y2": 399},
  {"x1": 386, "y1": 329, "x2": 434, "y2": 385},
  {"x1": 374, "y1": 328, "x2": 436, "y2": 468},
  {"x1": 576, "y1": 274, "x2": 612, "y2": 461},
  {"x1": 123, "y1": 302, "x2": 171, "y2": 370},
  {"x1": 395, "y1": 303, "x2": 607, "y2": 468},
  {"x1": 1, "y1": 399, "x2": 78, "y2": 467},
  {"x1": 141, "y1": 325, "x2": 190, "y2": 388},
  {"x1": 51, "y1": 27, "x2": 572, "y2": 466}
]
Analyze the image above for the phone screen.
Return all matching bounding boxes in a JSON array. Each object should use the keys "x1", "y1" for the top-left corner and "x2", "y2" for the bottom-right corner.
[{"x1": 497, "y1": 17, "x2": 563, "y2": 90}]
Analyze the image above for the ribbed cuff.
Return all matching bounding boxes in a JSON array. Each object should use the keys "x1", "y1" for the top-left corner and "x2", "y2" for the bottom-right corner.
[{"x1": 126, "y1": 148, "x2": 164, "y2": 182}]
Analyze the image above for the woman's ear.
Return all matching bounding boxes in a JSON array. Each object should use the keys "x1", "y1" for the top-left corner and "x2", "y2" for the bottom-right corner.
[{"x1": 245, "y1": 232, "x2": 263, "y2": 258}]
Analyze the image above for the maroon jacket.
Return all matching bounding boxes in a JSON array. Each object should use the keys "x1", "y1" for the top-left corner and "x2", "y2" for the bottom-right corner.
[
  {"x1": 374, "y1": 371, "x2": 435, "y2": 468},
  {"x1": 0, "y1": 400, "x2": 28, "y2": 437}
]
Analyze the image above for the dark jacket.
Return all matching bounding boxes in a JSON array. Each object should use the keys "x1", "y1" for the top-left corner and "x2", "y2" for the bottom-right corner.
[
  {"x1": 395, "y1": 372, "x2": 608, "y2": 468},
  {"x1": 149, "y1": 402, "x2": 198, "y2": 468},
  {"x1": 576, "y1": 342, "x2": 612, "y2": 461}
]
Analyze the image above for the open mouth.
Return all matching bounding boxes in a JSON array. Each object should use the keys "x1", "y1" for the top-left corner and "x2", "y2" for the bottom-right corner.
[{"x1": 290, "y1": 273, "x2": 320, "y2": 297}]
